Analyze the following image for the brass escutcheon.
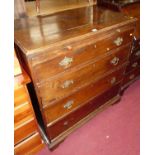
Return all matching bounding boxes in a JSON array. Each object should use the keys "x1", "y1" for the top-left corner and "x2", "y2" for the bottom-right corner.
[{"x1": 63, "y1": 121, "x2": 68, "y2": 126}]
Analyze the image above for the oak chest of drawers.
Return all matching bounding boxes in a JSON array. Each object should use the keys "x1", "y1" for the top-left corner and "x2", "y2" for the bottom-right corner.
[{"x1": 14, "y1": 5, "x2": 136, "y2": 148}]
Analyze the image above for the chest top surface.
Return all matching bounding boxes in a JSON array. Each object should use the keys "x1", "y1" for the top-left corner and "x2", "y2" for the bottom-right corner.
[{"x1": 14, "y1": 5, "x2": 136, "y2": 56}]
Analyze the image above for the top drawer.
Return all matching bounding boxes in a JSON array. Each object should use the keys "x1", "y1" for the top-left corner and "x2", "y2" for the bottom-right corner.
[{"x1": 31, "y1": 25, "x2": 134, "y2": 83}]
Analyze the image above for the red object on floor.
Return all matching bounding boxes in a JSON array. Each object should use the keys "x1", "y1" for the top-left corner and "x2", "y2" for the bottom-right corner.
[{"x1": 37, "y1": 80, "x2": 140, "y2": 155}]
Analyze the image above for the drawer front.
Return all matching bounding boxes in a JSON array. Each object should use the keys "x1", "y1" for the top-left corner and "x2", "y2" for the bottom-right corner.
[
  {"x1": 14, "y1": 133, "x2": 43, "y2": 155},
  {"x1": 14, "y1": 85, "x2": 29, "y2": 108},
  {"x1": 38, "y1": 45, "x2": 130, "y2": 105},
  {"x1": 46, "y1": 83, "x2": 120, "y2": 140},
  {"x1": 32, "y1": 26, "x2": 134, "y2": 82},
  {"x1": 14, "y1": 118, "x2": 37, "y2": 145},
  {"x1": 123, "y1": 68, "x2": 140, "y2": 86},
  {"x1": 126, "y1": 58, "x2": 140, "y2": 73},
  {"x1": 43, "y1": 66, "x2": 125, "y2": 124},
  {"x1": 14, "y1": 102, "x2": 33, "y2": 125}
]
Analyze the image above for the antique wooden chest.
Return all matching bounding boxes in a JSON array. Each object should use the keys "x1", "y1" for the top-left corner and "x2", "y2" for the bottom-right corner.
[{"x1": 14, "y1": 5, "x2": 136, "y2": 148}]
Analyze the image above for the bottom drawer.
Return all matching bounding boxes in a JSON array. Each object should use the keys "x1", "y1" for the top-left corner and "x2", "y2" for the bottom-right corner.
[
  {"x1": 14, "y1": 118, "x2": 37, "y2": 145},
  {"x1": 46, "y1": 83, "x2": 120, "y2": 140},
  {"x1": 123, "y1": 68, "x2": 140, "y2": 87},
  {"x1": 14, "y1": 133, "x2": 44, "y2": 155}
]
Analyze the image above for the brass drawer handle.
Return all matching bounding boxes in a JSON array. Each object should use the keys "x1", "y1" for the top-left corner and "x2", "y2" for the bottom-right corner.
[
  {"x1": 135, "y1": 50, "x2": 140, "y2": 56},
  {"x1": 132, "y1": 62, "x2": 138, "y2": 68},
  {"x1": 61, "y1": 80, "x2": 74, "y2": 89},
  {"x1": 114, "y1": 37, "x2": 123, "y2": 46},
  {"x1": 59, "y1": 56, "x2": 73, "y2": 69},
  {"x1": 110, "y1": 77, "x2": 116, "y2": 85},
  {"x1": 63, "y1": 100, "x2": 74, "y2": 109},
  {"x1": 129, "y1": 74, "x2": 135, "y2": 80},
  {"x1": 110, "y1": 57, "x2": 120, "y2": 66}
]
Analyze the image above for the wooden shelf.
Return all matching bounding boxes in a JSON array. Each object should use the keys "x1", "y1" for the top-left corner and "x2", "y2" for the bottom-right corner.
[{"x1": 26, "y1": 0, "x2": 96, "y2": 17}]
